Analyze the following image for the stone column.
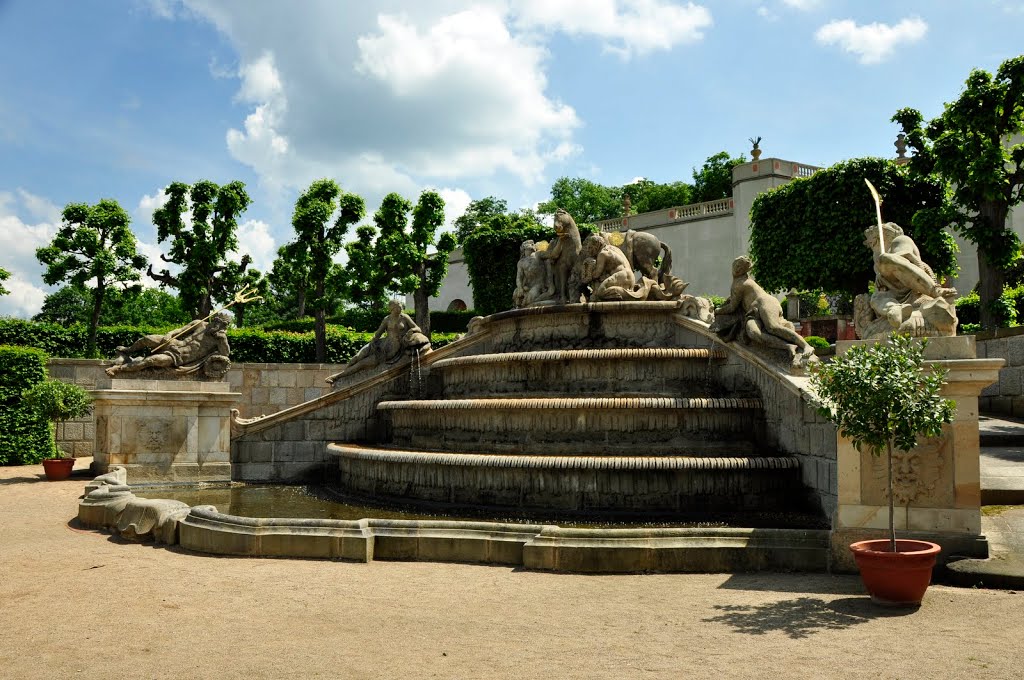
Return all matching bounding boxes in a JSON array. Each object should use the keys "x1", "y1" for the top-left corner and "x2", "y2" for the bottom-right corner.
[
  {"x1": 831, "y1": 336, "x2": 1003, "y2": 569},
  {"x1": 91, "y1": 379, "x2": 241, "y2": 482}
]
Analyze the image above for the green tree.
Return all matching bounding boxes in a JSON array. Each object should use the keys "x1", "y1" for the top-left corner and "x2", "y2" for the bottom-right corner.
[
  {"x1": 267, "y1": 242, "x2": 313, "y2": 319},
  {"x1": 691, "y1": 151, "x2": 746, "y2": 203},
  {"x1": 749, "y1": 157, "x2": 956, "y2": 297},
  {"x1": 0, "y1": 267, "x2": 9, "y2": 296},
  {"x1": 290, "y1": 179, "x2": 365, "y2": 362},
  {"x1": 34, "y1": 285, "x2": 190, "y2": 328},
  {"x1": 537, "y1": 177, "x2": 623, "y2": 225},
  {"x1": 148, "y1": 180, "x2": 253, "y2": 319},
  {"x1": 453, "y1": 196, "x2": 508, "y2": 245},
  {"x1": 623, "y1": 179, "x2": 693, "y2": 214},
  {"x1": 214, "y1": 265, "x2": 267, "y2": 329},
  {"x1": 349, "y1": 191, "x2": 454, "y2": 336},
  {"x1": 343, "y1": 223, "x2": 392, "y2": 312},
  {"x1": 36, "y1": 199, "x2": 146, "y2": 357},
  {"x1": 893, "y1": 55, "x2": 1024, "y2": 329},
  {"x1": 33, "y1": 285, "x2": 91, "y2": 326}
]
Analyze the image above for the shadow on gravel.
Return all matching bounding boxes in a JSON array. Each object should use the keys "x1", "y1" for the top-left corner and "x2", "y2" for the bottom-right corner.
[
  {"x1": 0, "y1": 475, "x2": 45, "y2": 485},
  {"x1": 703, "y1": 596, "x2": 916, "y2": 638},
  {"x1": 715, "y1": 572, "x2": 863, "y2": 595}
]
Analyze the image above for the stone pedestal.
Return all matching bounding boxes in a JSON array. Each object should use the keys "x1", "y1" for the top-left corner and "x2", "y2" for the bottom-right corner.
[
  {"x1": 831, "y1": 336, "x2": 1003, "y2": 569},
  {"x1": 91, "y1": 379, "x2": 240, "y2": 482}
]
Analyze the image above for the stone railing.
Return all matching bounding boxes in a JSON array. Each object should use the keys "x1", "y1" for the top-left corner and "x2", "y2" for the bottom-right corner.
[{"x1": 596, "y1": 198, "x2": 734, "y2": 233}]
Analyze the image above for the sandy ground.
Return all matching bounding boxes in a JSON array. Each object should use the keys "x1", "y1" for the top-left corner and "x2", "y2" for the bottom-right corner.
[{"x1": 2, "y1": 461, "x2": 1022, "y2": 680}]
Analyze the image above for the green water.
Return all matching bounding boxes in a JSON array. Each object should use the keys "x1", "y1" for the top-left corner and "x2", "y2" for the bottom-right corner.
[{"x1": 133, "y1": 483, "x2": 827, "y2": 529}]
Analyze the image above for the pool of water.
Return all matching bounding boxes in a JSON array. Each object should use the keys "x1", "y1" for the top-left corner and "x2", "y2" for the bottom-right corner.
[{"x1": 133, "y1": 483, "x2": 828, "y2": 529}]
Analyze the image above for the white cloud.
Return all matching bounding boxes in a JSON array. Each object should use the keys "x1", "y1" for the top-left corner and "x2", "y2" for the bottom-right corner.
[
  {"x1": 781, "y1": 0, "x2": 822, "y2": 10},
  {"x1": 232, "y1": 219, "x2": 277, "y2": 273},
  {"x1": 437, "y1": 187, "x2": 473, "y2": 235},
  {"x1": 513, "y1": 0, "x2": 713, "y2": 59},
  {"x1": 814, "y1": 17, "x2": 927, "y2": 65},
  {"x1": 0, "y1": 189, "x2": 59, "y2": 318}
]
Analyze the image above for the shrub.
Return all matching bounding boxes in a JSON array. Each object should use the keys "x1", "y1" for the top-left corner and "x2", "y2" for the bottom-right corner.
[
  {"x1": 21, "y1": 380, "x2": 93, "y2": 459},
  {"x1": 804, "y1": 335, "x2": 832, "y2": 350},
  {"x1": 0, "y1": 345, "x2": 52, "y2": 465}
]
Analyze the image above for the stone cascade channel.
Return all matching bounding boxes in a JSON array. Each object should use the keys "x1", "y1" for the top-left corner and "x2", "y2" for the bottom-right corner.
[{"x1": 328, "y1": 304, "x2": 815, "y2": 521}]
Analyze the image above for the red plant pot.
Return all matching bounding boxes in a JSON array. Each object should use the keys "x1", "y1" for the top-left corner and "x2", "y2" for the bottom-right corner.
[
  {"x1": 849, "y1": 539, "x2": 941, "y2": 606},
  {"x1": 42, "y1": 458, "x2": 75, "y2": 481}
]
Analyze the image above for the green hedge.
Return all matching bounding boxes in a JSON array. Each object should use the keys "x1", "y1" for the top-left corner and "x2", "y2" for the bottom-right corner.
[
  {"x1": 263, "y1": 309, "x2": 477, "y2": 334},
  {"x1": 955, "y1": 286, "x2": 1024, "y2": 329},
  {"x1": 0, "y1": 319, "x2": 459, "y2": 364},
  {"x1": 0, "y1": 345, "x2": 52, "y2": 465}
]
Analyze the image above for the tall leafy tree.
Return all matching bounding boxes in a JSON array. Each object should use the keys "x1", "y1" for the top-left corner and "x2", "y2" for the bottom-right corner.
[
  {"x1": 267, "y1": 242, "x2": 313, "y2": 319},
  {"x1": 291, "y1": 179, "x2": 365, "y2": 362},
  {"x1": 344, "y1": 191, "x2": 454, "y2": 336},
  {"x1": 36, "y1": 199, "x2": 146, "y2": 357},
  {"x1": 343, "y1": 223, "x2": 392, "y2": 311},
  {"x1": 148, "y1": 180, "x2": 252, "y2": 318},
  {"x1": 537, "y1": 177, "x2": 622, "y2": 225},
  {"x1": 691, "y1": 151, "x2": 746, "y2": 203},
  {"x1": 34, "y1": 285, "x2": 190, "y2": 328},
  {"x1": 622, "y1": 179, "x2": 693, "y2": 214},
  {"x1": 893, "y1": 55, "x2": 1024, "y2": 328},
  {"x1": 0, "y1": 267, "x2": 9, "y2": 296},
  {"x1": 453, "y1": 196, "x2": 508, "y2": 245}
]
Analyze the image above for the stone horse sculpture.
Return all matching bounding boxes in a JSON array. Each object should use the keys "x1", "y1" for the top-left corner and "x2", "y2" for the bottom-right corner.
[{"x1": 538, "y1": 208, "x2": 583, "y2": 304}]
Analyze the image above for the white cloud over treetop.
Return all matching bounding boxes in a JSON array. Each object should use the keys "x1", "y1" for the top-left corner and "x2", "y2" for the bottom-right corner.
[
  {"x1": 815, "y1": 17, "x2": 927, "y2": 65},
  {"x1": 0, "y1": 189, "x2": 58, "y2": 318}
]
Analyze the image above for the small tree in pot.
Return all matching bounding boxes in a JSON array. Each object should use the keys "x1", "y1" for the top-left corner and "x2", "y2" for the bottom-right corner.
[
  {"x1": 22, "y1": 379, "x2": 93, "y2": 480},
  {"x1": 811, "y1": 333, "x2": 955, "y2": 605}
]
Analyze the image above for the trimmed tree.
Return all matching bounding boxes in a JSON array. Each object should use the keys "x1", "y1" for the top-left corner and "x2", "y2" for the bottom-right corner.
[
  {"x1": 36, "y1": 199, "x2": 146, "y2": 357},
  {"x1": 148, "y1": 180, "x2": 253, "y2": 318},
  {"x1": 691, "y1": 151, "x2": 745, "y2": 203},
  {"x1": 749, "y1": 157, "x2": 957, "y2": 297},
  {"x1": 0, "y1": 267, "x2": 9, "y2": 296},
  {"x1": 290, "y1": 179, "x2": 365, "y2": 362},
  {"x1": 893, "y1": 55, "x2": 1024, "y2": 329},
  {"x1": 453, "y1": 196, "x2": 508, "y2": 245}
]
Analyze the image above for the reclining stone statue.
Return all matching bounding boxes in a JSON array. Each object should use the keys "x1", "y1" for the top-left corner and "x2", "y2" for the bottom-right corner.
[
  {"x1": 854, "y1": 222, "x2": 957, "y2": 339},
  {"x1": 712, "y1": 255, "x2": 817, "y2": 371},
  {"x1": 325, "y1": 300, "x2": 431, "y2": 385},
  {"x1": 105, "y1": 311, "x2": 231, "y2": 380},
  {"x1": 513, "y1": 240, "x2": 556, "y2": 308},
  {"x1": 578, "y1": 233, "x2": 691, "y2": 303}
]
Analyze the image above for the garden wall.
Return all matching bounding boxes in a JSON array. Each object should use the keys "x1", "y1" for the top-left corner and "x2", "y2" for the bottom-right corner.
[
  {"x1": 46, "y1": 359, "x2": 344, "y2": 457},
  {"x1": 976, "y1": 327, "x2": 1024, "y2": 417}
]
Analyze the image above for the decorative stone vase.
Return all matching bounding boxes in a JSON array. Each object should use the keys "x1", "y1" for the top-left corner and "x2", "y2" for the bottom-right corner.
[
  {"x1": 751, "y1": 147, "x2": 762, "y2": 160},
  {"x1": 849, "y1": 539, "x2": 941, "y2": 606},
  {"x1": 42, "y1": 457, "x2": 75, "y2": 481}
]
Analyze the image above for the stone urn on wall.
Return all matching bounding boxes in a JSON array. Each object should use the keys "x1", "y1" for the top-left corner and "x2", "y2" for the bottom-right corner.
[{"x1": 749, "y1": 136, "x2": 762, "y2": 160}]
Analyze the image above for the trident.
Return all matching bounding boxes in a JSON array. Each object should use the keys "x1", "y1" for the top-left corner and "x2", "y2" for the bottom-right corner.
[
  {"x1": 864, "y1": 178, "x2": 885, "y2": 253},
  {"x1": 148, "y1": 285, "x2": 264, "y2": 354}
]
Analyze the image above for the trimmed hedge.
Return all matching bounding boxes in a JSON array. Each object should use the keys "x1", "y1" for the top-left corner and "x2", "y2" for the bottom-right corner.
[
  {"x1": 263, "y1": 309, "x2": 477, "y2": 334},
  {"x1": 955, "y1": 286, "x2": 1024, "y2": 329},
  {"x1": 0, "y1": 345, "x2": 52, "y2": 465},
  {"x1": 0, "y1": 319, "x2": 459, "y2": 364}
]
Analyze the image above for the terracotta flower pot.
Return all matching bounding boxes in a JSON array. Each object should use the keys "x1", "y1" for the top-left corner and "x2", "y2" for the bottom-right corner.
[
  {"x1": 850, "y1": 539, "x2": 941, "y2": 606},
  {"x1": 42, "y1": 457, "x2": 75, "y2": 481}
]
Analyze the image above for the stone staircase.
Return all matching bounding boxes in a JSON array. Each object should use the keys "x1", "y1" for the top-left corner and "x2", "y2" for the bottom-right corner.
[{"x1": 328, "y1": 305, "x2": 818, "y2": 521}]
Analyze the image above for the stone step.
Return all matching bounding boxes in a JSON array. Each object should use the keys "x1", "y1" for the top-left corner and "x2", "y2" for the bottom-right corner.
[
  {"x1": 327, "y1": 443, "x2": 806, "y2": 514},
  {"x1": 432, "y1": 348, "x2": 734, "y2": 398},
  {"x1": 378, "y1": 396, "x2": 765, "y2": 455}
]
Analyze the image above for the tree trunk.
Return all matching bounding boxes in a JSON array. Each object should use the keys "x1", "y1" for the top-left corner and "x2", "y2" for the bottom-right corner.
[
  {"x1": 414, "y1": 286, "x2": 430, "y2": 337},
  {"x1": 296, "y1": 289, "x2": 306, "y2": 319},
  {"x1": 88, "y1": 279, "x2": 104, "y2": 358},
  {"x1": 977, "y1": 202, "x2": 1010, "y2": 330},
  {"x1": 314, "y1": 280, "x2": 327, "y2": 363},
  {"x1": 236, "y1": 304, "x2": 246, "y2": 328},
  {"x1": 198, "y1": 292, "x2": 212, "y2": 320},
  {"x1": 887, "y1": 440, "x2": 896, "y2": 553}
]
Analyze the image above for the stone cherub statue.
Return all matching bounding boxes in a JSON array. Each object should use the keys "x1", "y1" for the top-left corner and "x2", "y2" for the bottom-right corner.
[
  {"x1": 513, "y1": 240, "x2": 556, "y2": 308},
  {"x1": 106, "y1": 311, "x2": 232, "y2": 380},
  {"x1": 537, "y1": 208, "x2": 583, "y2": 304},
  {"x1": 325, "y1": 300, "x2": 431, "y2": 385},
  {"x1": 854, "y1": 222, "x2": 957, "y2": 339},
  {"x1": 578, "y1": 232, "x2": 691, "y2": 303},
  {"x1": 712, "y1": 255, "x2": 817, "y2": 371}
]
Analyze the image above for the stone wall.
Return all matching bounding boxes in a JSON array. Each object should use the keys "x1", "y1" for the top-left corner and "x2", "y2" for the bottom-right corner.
[
  {"x1": 976, "y1": 327, "x2": 1024, "y2": 418},
  {"x1": 47, "y1": 359, "x2": 344, "y2": 457}
]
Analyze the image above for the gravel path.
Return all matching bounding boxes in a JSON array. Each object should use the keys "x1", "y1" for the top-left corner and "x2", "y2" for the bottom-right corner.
[{"x1": 2, "y1": 461, "x2": 1021, "y2": 679}]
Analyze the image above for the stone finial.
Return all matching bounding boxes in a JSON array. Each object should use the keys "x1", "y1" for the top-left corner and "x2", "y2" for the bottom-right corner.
[{"x1": 894, "y1": 133, "x2": 909, "y2": 165}]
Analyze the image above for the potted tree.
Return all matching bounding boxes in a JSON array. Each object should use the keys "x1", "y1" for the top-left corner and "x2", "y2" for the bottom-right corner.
[
  {"x1": 811, "y1": 333, "x2": 955, "y2": 606},
  {"x1": 23, "y1": 379, "x2": 93, "y2": 481}
]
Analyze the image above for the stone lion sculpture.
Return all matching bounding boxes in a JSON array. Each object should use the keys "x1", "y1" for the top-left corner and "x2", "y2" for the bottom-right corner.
[
  {"x1": 854, "y1": 222, "x2": 957, "y2": 339},
  {"x1": 712, "y1": 255, "x2": 817, "y2": 371}
]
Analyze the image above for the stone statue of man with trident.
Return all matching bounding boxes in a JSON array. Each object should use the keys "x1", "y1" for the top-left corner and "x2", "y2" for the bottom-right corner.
[{"x1": 105, "y1": 286, "x2": 262, "y2": 379}]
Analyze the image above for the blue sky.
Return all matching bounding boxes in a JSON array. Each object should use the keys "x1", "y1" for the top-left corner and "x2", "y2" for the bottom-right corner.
[{"x1": 1, "y1": 0, "x2": 1023, "y2": 317}]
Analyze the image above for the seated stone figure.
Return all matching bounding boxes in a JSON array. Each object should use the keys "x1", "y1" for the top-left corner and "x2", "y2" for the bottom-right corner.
[
  {"x1": 513, "y1": 240, "x2": 555, "y2": 308},
  {"x1": 713, "y1": 256, "x2": 816, "y2": 370},
  {"x1": 854, "y1": 223, "x2": 957, "y2": 339},
  {"x1": 326, "y1": 300, "x2": 431, "y2": 385},
  {"x1": 106, "y1": 312, "x2": 231, "y2": 379},
  {"x1": 580, "y1": 233, "x2": 638, "y2": 301}
]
